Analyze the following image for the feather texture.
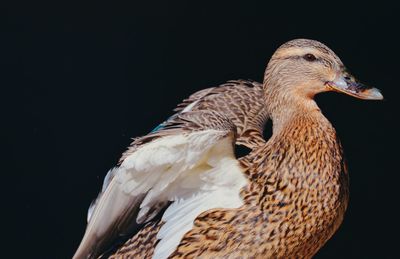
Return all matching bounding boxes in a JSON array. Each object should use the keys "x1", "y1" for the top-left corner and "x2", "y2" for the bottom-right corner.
[
  {"x1": 74, "y1": 80, "x2": 269, "y2": 258},
  {"x1": 73, "y1": 108, "x2": 248, "y2": 258},
  {"x1": 107, "y1": 40, "x2": 360, "y2": 258}
]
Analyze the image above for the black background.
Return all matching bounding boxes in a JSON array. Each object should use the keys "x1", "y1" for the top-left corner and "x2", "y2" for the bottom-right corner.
[{"x1": 3, "y1": 1, "x2": 399, "y2": 258}]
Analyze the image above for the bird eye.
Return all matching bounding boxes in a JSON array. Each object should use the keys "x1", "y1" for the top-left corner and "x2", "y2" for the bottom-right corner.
[{"x1": 303, "y1": 53, "x2": 317, "y2": 62}]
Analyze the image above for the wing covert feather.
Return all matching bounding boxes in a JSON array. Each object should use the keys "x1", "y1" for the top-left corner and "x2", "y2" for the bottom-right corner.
[{"x1": 73, "y1": 111, "x2": 240, "y2": 259}]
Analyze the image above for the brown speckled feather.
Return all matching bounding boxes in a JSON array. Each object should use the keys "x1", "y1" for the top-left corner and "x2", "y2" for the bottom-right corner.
[
  {"x1": 110, "y1": 97, "x2": 349, "y2": 259},
  {"x1": 185, "y1": 80, "x2": 269, "y2": 148},
  {"x1": 109, "y1": 80, "x2": 269, "y2": 258},
  {"x1": 76, "y1": 39, "x2": 382, "y2": 259},
  {"x1": 119, "y1": 80, "x2": 268, "y2": 164},
  {"x1": 77, "y1": 80, "x2": 267, "y2": 259},
  {"x1": 109, "y1": 40, "x2": 351, "y2": 258},
  {"x1": 168, "y1": 116, "x2": 348, "y2": 259}
]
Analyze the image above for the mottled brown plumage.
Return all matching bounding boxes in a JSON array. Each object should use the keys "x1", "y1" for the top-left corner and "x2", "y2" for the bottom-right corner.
[
  {"x1": 109, "y1": 80, "x2": 269, "y2": 258},
  {"x1": 118, "y1": 80, "x2": 268, "y2": 164},
  {"x1": 75, "y1": 39, "x2": 382, "y2": 259},
  {"x1": 110, "y1": 91, "x2": 348, "y2": 258},
  {"x1": 168, "y1": 116, "x2": 348, "y2": 258}
]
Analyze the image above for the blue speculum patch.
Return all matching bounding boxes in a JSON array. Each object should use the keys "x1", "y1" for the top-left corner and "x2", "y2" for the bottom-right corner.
[
  {"x1": 150, "y1": 123, "x2": 165, "y2": 133},
  {"x1": 150, "y1": 113, "x2": 180, "y2": 133}
]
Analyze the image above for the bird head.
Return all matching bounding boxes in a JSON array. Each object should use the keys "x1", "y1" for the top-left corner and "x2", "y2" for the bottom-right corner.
[{"x1": 263, "y1": 39, "x2": 383, "y2": 101}]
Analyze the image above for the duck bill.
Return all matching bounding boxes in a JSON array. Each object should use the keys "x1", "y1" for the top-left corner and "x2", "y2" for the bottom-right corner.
[{"x1": 326, "y1": 72, "x2": 383, "y2": 100}]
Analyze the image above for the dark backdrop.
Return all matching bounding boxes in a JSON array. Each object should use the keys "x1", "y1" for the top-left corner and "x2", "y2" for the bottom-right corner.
[{"x1": 3, "y1": 1, "x2": 399, "y2": 258}]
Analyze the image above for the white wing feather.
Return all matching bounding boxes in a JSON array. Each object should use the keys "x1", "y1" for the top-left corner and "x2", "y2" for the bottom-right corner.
[{"x1": 73, "y1": 129, "x2": 247, "y2": 259}]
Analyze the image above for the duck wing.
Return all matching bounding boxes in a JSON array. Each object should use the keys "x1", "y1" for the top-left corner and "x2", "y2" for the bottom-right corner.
[
  {"x1": 73, "y1": 110, "x2": 248, "y2": 259},
  {"x1": 175, "y1": 80, "x2": 268, "y2": 149}
]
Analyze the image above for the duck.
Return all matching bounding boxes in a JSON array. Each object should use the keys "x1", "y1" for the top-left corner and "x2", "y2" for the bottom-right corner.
[{"x1": 73, "y1": 39, "x2": 383, "y2": 259}]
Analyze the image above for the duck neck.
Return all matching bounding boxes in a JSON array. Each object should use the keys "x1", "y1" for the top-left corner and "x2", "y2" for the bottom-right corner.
[{"x1": 265, "y1": 90, "x2": 324, "y2": 135}]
